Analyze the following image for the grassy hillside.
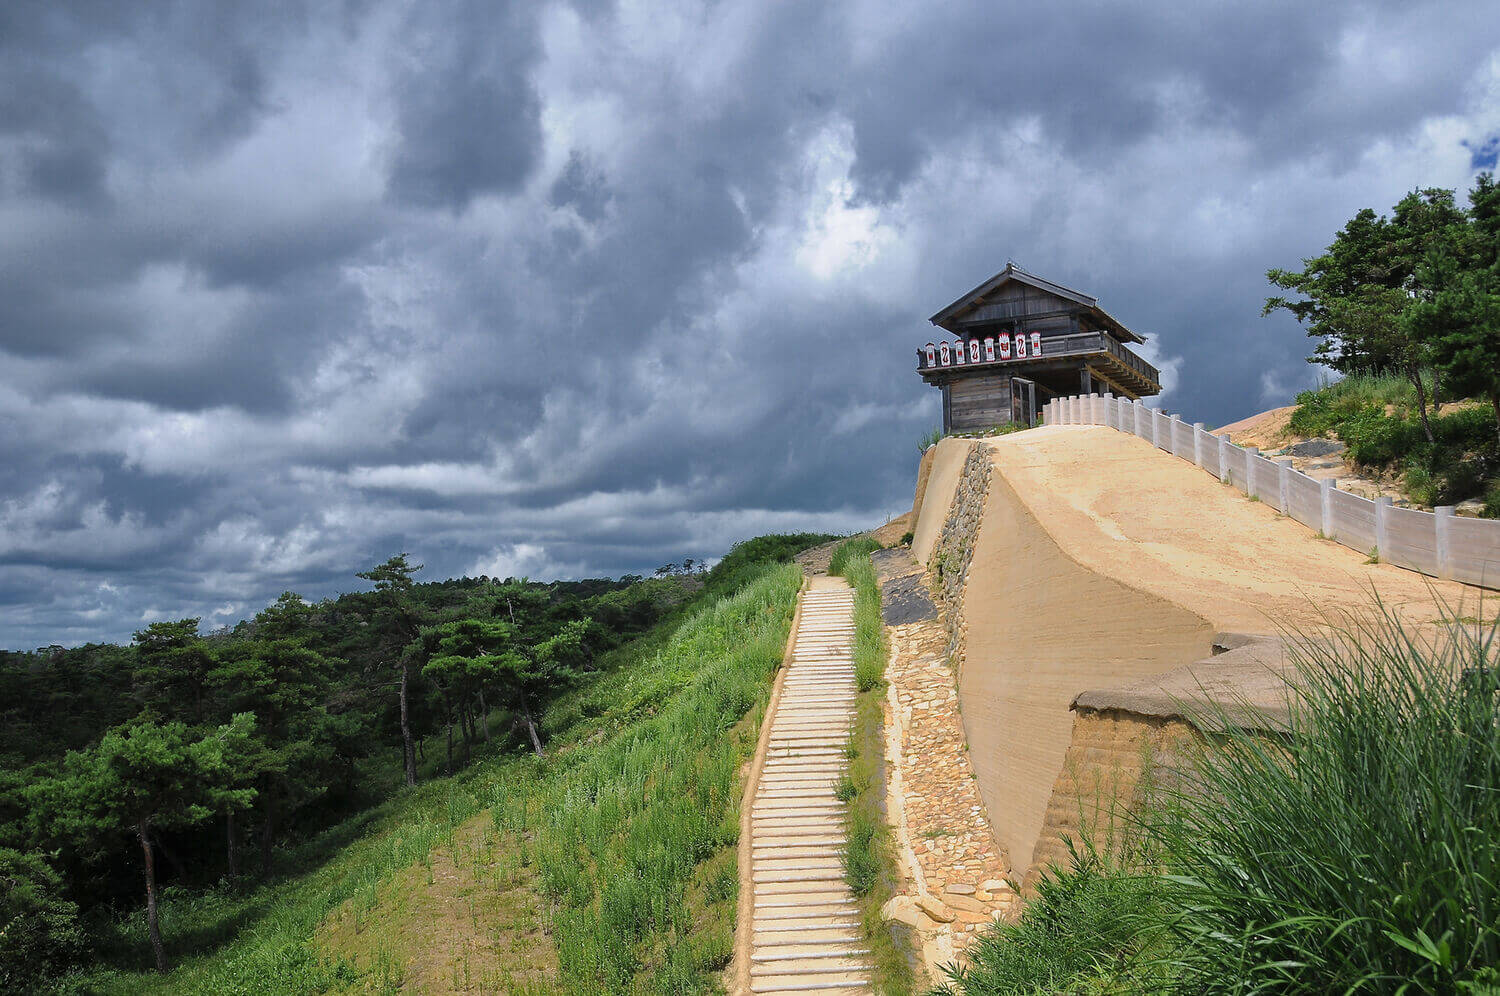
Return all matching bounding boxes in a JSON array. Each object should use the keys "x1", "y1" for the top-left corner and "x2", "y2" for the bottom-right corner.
[{"x1": 67, "y1": 557, "x2": 807, "y2": 995}]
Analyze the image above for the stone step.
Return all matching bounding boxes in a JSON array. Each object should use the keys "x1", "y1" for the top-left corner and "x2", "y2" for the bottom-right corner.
[
  {"x1": 750, "y1": 955, "x2": 874, "y2": 976},
  {"x1": 752, "y1": 839, "x2": 845, "y2": 853},
  {"x1": 752, "y1": 895, "x2": 858, "y2": 912},
  {"x1": 753, "y1": 921, "x2": 862, "y2": 939},
  {"x1": 752, "y1": 869, "x2": 846, "y2": 884},
  {"x1": 753, "y1": 944, "x2": 873, "y2": 962},
  {"x1": 755, "y1": 878, "x2": 852, "y2": 896}
]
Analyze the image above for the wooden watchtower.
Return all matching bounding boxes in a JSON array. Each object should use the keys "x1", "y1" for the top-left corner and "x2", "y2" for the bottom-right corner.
[{"x1": 917, "y1": 263, "x2": 1161, "y2": 433}]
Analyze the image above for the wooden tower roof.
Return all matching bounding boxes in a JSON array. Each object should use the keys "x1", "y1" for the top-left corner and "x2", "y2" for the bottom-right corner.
[{"x1": 928, "y1": 262, "x2": 1145, "y2": 343}]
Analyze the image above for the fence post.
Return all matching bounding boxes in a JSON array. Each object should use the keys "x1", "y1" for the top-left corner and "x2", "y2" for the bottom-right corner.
[
  {"x1": 1375, "y1": 496, "x2": 1392, "y2": 561},
  {"x1": 1320, "y1": 479, "x2": 1335, "y2": 539},
  {"x1": 1277, "y1": 458, "x2": 1293, "y2": 514},
  {"x1": 1134, "y1": 401, "x2": 1144, "y2": 437},
  {"x1": 1169, "y1": 413, "x2": 1182, "y2": 456},
  {"x1": 1192, "y1": 423, "x2": 1205, "y2": 467},
  {"x1": 1219, "y1": 434, "x2": 1231, "y2": 481},
  {"x1": 1102, "y1": 393, "x2": 1115, "y2": 429},
  {"x1": 1245, "y1": 447, "x2": 1259, "y2": 498},
  {"x1": 1090, "y1": 393, "x2": 1100, "y2": 424},
  {"x1": 1435, "y1": 505, "x2": 1454, "y2": 579}
]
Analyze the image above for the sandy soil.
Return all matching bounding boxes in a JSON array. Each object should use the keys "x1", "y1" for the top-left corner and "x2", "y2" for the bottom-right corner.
[
  {"x1": 987, "y1": 425, "x2": 1481, "y2": 633},
  {"x1": 1211, "y1": 405, "x2": 1295, "y2": 449}
]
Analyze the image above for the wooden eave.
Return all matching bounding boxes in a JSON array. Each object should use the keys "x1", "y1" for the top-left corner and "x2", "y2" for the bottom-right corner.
[{"x1": 928, "y1": 263, "x2": 1145, "y2": 344}]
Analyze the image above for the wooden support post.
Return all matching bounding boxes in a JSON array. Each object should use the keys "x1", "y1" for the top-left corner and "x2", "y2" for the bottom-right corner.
[{"x1": 1435, "y1": 505, "x2": 1454, "y2": 579}]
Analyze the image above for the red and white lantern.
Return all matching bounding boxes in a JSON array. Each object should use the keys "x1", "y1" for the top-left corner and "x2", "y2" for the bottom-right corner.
[
  {"x1": 998, "y1": 334, "x2": 1011, "y2": 360},
  {"x1": 968, "y1": 339, "x2": 980, "y2": 363},
  {"x1": 939, "y1": 341, "x2": 951, "y2": 365},
  {"x1": 1030, "y1": 331, "x2": 1041, "y2": 356},
  {"x1": 924, "y1": 342, "x2": 937, "y2": 367},
  {"x1": 1014, "y1": 332, "x2": 1027, "y2": 359},
  {"x1": 983, "y1": 337, "x2": 995, "y2": 361}
]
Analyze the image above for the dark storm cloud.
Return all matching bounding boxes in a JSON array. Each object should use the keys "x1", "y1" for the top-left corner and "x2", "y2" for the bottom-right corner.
[
  {"x1": 2, "y1": 0, "x2": 1498, "y2": 648},
  {"x1": 385, "y1": 0, "x2": 544, "y2": 210}
]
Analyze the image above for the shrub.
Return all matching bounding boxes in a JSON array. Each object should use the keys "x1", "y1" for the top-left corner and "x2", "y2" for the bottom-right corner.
[
  {"x1": 0, "y1": 847, "x2": 85, "y2": 990},
  {"x1": 919, "y1": 427, "x2": 945, "y2": 453}
]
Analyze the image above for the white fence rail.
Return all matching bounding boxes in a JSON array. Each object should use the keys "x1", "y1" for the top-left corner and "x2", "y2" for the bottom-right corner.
[{"x1": 1043, "y1": 393, "x2": 1500, "y2": 590}]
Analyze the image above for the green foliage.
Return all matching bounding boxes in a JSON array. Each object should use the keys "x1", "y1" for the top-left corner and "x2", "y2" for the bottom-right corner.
[
  {"x1": 1267, "y1": 177, "x2": 1500, "y2": 442},
  {"x1": 0, "y1": 846, "x2": 85, "y2": 990},
  {"x1": 39, "y1": 713, "x2": 258, "y2": 971},
  {"x1": 919, "y1": 426, "x2": 945, "y2": 452},
  {"x1": 702, "y1": 533, "x2": 836, "y2": 599},
  {"x1": 934, "y1": 840, "x2": 1163, "y2": 996},
  {"x1": 1289, "y1": 375, "x2": 1500, "y2": 509}
]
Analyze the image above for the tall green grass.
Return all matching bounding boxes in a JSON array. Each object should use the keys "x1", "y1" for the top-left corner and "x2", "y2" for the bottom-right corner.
[
  {"x1": 495, "y1": 563, "x2": 801, "y2": 992},
  {"x1": 828, "y1": 537, "x2": 885, "y2": 693},
  {"x1": 934, "y1": 839, "x2": 1164, "y2": 996},
  {"x1": 940, "y1": 605, "x2": 1500, "y2": 995},
  {"x1": 1147, "y1": 605, "x2": 1500, "y2": 994},
  {"x1": 828, "y1": 539, "x2": 917, "y2": 994}
]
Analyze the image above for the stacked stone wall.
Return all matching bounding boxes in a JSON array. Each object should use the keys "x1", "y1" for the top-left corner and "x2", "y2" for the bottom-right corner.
[{"x1": 932, "y1": 443, "x2": 992, "y2": 668}]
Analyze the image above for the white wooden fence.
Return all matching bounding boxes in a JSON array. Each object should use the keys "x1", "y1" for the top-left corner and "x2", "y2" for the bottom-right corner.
[{"x1": 1043, "y1": 394, "x2": 1500, "y2": 590}]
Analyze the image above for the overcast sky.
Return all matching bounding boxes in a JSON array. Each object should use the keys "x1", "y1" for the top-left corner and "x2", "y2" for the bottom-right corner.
[{"x1": 4, "y1": 0, "x2": 1500, "y2": 648}]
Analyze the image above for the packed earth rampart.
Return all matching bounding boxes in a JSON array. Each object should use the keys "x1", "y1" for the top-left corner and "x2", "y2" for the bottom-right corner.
[{"x1": 906, "y1": 422, "x2": 1490, "y2": 888}]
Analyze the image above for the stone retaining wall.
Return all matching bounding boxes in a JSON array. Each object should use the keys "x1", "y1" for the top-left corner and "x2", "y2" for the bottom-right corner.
[{"x1": 932, "y1": 442, "x2": 992, "y2": 667}]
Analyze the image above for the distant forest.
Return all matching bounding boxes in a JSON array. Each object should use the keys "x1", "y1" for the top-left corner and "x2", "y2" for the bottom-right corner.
[{"x1": 0, "y1": 540, "x2": 831, "y2": 983}]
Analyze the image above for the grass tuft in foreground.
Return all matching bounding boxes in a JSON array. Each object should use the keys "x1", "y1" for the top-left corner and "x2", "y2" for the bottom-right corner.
[{"x1": 939, "y1": 602, "x2": 1500, "y2": 995}]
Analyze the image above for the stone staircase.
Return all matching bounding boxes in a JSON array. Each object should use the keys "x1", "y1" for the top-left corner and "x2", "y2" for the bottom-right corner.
[{"x1": 746, "y1": 577, "x2": 871, "y2": 994}]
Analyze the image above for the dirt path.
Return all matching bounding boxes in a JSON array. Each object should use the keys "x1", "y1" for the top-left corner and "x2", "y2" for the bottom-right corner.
[{"x1": 739, "y1": 576, "x2": 871, "y2": 994}]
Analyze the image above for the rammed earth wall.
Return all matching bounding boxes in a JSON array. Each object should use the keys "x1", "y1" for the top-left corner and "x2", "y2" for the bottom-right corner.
[{"x1": 932, "y1": 442, "x2": 992, "y2": 667}]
